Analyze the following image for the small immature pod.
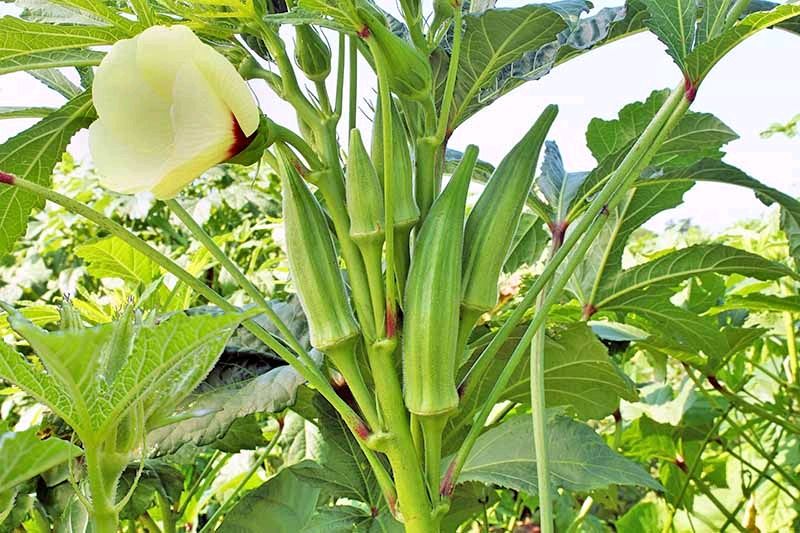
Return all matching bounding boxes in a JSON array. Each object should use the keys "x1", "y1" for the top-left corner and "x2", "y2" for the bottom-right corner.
[
  {"x1": 357, "y1": 7, "x2": 432, "y2": 102},
  {"x1": 294, "y1": 24, "x2": 332, "y2": 82},
  {"x1": 281, "y1": 155, "x2": 360, "y2": 351},
  {"x1": 461, "y1": 105, "x2": 558, "y2": 315},
  {"x1": 403, "y1": 145, "x2": 479, "y2": 416},
  {"x1": 346, "y1": 128, "x2": 385, "y2": 245}
]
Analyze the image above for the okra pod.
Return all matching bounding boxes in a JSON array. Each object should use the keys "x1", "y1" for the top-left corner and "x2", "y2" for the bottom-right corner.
[
  {"x1": 281, "y1": 154, "x2": 360, "y2": 351},
  {"x1": 462, "y1": 105, "x2": 558, "y2": 315},
  {"x1": 403, "y1": 144, "x2": 479, "y2": 416},
  {"x1": 294, "y1": 24, "x2": 331, "y2": 82}
]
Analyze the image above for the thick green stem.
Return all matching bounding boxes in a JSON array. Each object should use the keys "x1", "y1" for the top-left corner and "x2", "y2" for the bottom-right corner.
[
  {"x1": 349, "y1": 36, "x2": 358, "y2": 131},
  {"x1": 394, "y1": 228, "x2": 412, "y2": 300},
  {"x1": 368, "y1": 340, "x2": 433, "y2": 531},
  {"x1": 360, "y1": 241, "x2": 387, "y2": 342},
  {"x1": 85, "y1": 445, "x2": 120, "y2": 533},
  {"x1": 415, "y1": 139, "x2": 438, "y2": 224}
]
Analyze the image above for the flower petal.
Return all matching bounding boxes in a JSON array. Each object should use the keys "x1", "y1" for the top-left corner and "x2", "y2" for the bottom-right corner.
[
  {"x1": 92, "y1": 36, "x2": 173, "y2": 151},
  {"x1": 135, "y1": 25, "x2": 199, "y2": 100},
  {"x1": 149, "y1": 63, "x2": 234, "y2": 199},
  {"x1": 193, "y1": 42, "x2": 260, "y2": 136},
  {"x1": 88, "y1": 120, "x2": 169, "y2": 194}
]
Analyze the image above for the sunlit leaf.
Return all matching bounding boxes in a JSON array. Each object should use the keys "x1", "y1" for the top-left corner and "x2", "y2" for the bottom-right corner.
[{"x1": 0, "y1": 427, "x2": 82, "y2": 493}]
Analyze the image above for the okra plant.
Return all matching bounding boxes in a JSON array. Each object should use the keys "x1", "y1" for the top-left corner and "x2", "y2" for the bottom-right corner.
[{"x1": 1, "y1": 0, "x2": 799, "y2": 531}]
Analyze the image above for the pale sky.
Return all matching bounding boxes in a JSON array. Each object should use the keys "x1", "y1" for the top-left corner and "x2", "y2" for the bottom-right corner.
[{"x1": 1, "y1": 1, "x2": 798, "y2": 232}]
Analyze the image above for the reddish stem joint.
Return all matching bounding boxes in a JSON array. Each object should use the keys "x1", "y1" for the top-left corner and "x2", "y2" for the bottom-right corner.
[
  {"x1": 0, "y1": 171, "x2": 16, "y2": 185},
  {"x1": 684, "y1": 75, "x2": 698, "y2": 103}
]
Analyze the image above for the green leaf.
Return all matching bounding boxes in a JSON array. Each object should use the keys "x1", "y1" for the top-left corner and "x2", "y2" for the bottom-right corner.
[
  {"x1": 28, "y1": 68, "x2": 82, "y2": 98},
  {"x1": 596, "y1": 244, "x2": 796, "y2": 309},
  {"x1": 503, "y1": 213, "x2": 549, "y2": 274},
  {"x1": 0, "y1": 106, "x2": 57, "y2": 120},
  {"x1": 0, "y1": 17, "x2": 131, "y2": 74},
  {"x1": 709, "y1": 293, "x2": 800, "y2": 314},
  {"x1": 0, "y1": 92, "x2": 95, "y2": 258},
  {"x1": 0, "y1": 428, "x2": 82, "y2": 493},
  {"x1": 453, "y1": 323, "x2": 637, "y2": 449},
  {"x1": 603, "y1": 288, "x2": 726, "y2": 363},
  {"x1": 501, "y1": 323, "x2": 638, "y2": 419},
  {"x1": 148, "y1": 362, "x2": 306, "y2": 455},
  {"x1": 218, "y1": 467, "x2": 320, "y2": 533},
  {"x1": 303, "y1": 505, "x2": 401, "y2": 533},
  {"x1": 75, "y1": 236, "x2": 162, "y2": 286},
  {"x1": 451, "y1": 5, "x2": 568, "y2": 125},
  {"x1": 129, "y1": 0, "x2": 158, "y2": 26},
  {"x1": 47, "y1": 0, "x2": 139, "y2": 29},
  {"x1": 639, "y1": 0, "x2": 697, "y2": 71},
  {"x1": 585, "y1": 89, "x2": 737, "y2": 165},
  {"x1": 117, "y1": 462, "x2": 183, "y2": 521},
  {"x1": 616, "y1": 498, "x2": 670, "y2": 532},
  {"x1": 537, "y1": 141, "x2": 588, "y2": 223},
  {"x1": 698, "y1": 0, "x2": 733, "y2": 43},
  {"x1": 457, "y1": 415, "x2": 662, "y2": 494},
  {"x1": 104, "y1": 311, "x2": 248, "y2": 434},
  {"x1": 686, "y1": 4, "x2": 800, "y2": 82},
  {"x1": 0, "y1": 342, "x2": 80, "y2": 431}
]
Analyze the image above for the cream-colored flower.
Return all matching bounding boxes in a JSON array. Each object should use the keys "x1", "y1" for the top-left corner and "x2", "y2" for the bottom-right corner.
[{"x1": 89, "y1": 25, "x2": 259, "y2": 199}]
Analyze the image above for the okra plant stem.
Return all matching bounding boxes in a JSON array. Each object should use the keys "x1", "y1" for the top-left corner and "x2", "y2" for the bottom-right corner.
[
  {"x1": 445, "y1": 84, "x2": 691, "y2": 497},
  {"x1": 367, "y1": 340, "x2": 434, "y2": 532},
  {"x1": 327, "y1": 341, "x2": 382, "y2": 431},
  {"x1": 349, "y1": 36, "x2": 358, "y2": 131},
  {"x1": 1, "y1": 176, "x2": 398, "y2": 511},
  {"x1": 433, "y1": 2, "x2": 462, "y2": 143},
  {"x1": 373, "y1": 52, "x2": 399, "y2": 330}
]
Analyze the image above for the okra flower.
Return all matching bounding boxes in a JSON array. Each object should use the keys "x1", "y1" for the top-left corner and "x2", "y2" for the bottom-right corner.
[{"x1": 88, "y1": 25, "x2": 259, "y2": 199}]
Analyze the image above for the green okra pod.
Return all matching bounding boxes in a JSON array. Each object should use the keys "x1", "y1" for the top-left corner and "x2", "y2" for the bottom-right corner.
[
  {"x1": 462, "y1": 105, "x2": 558, "y2": 315},
  {"x1": 280, "y1": 154, "x2": 360, "y2": 351},
  {"x1": 294, "y1": 24, "x2": 332, "y2": 82},
  {"x1": 346, "y1": 128, "x2": 386, "y2": 334},
  {"x1": 346, "y1": 128, "x2": 385, "y2": 245},
  {"x1": 402, "y1": 144, "x2": 479, "y2": 416},
  {"x1": 357, "y1": 7, "x2": 432, "y2": 103}
]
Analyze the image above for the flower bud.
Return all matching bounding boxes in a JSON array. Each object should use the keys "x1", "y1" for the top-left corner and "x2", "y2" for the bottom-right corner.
[
  {"x1": 346, "y1": 128, "x2": 385, "y2": 245},
  {"x1": 403, "y1": 145, "x2": 479, "y2": 416},
  {"x1": 358, "y1": 7, "x2": 432, "y2": 102},
  {"x1": 462, "y1": 105, "x2": 557, "y2": 315},
  {"x1": 88, "y1": 25, "x2": 260, "y2": 199},
  {"x1": 280, "y1": 154, "x2": 360, "y2": 351},
  {"x1": 294, "y1": 25, "x2": 332, "y2": 82}
]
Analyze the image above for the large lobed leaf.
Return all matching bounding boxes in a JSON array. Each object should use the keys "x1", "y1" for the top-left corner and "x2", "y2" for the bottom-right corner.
[
  {"x1": 0, "y1": 92, "x2": 95, "y2": 258},
  {"x1": 457, "y1": 414, "x2": 662, "y2": 494}
]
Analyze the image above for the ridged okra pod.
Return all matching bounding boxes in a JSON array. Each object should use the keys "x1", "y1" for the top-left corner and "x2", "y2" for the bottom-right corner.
[
  {"x1": 346, "y1": 128, "x2": 386, "y2": 333},
  {"x1": 281, "y1": 156, "x2": 360, "y2": 351},
  {"x1": 462, "y1": 105, "x2": 558, "y2": 316},
  {"x1": 403, "y1": 144, "x2": 479, "y2": 416}
]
